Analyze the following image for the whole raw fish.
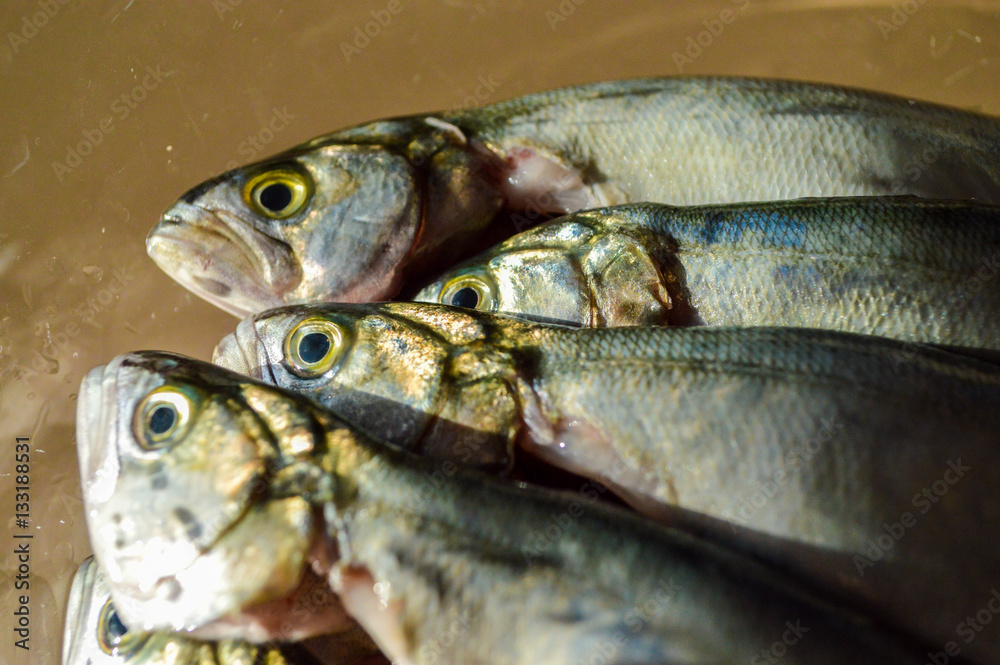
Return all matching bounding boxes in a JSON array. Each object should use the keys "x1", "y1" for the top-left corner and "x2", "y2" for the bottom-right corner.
[
  {"x1": 148, "y1": 77, "x2": 1000, "y2": 316},
  {"x1": 413, "y1": 198, "x2": 1000, "y2": 349},
  {"x1": 214, "y1": 302, "x2": 1000, "y2": 664},
  {"x1": 77, "y1": 351, "x2": 928, "y2": 665}
]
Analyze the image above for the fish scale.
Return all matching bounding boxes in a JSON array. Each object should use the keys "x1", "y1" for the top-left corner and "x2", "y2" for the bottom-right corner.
[
  {"x1": 214, "y1": 303, "x2": 1000, "y2": 663},
  {"x1": 149, "y1": 77, "x2": 1000, "y2": 314},
  {"x1": 77, "y1": 352, "x2": 932, "y2": 665},
  {"x1": 415, "y1": 198, "x2": 1000, "y2": 348}
]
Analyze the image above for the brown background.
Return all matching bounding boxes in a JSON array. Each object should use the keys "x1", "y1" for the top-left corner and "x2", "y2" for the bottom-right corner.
[{"x1": 1, "y1": 1, "x2": 998, "y2": 662}]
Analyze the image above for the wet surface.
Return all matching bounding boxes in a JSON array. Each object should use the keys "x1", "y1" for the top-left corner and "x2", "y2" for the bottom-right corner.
[{"x1": 1, "y1": 1, "x2": 998, "y2": 662}]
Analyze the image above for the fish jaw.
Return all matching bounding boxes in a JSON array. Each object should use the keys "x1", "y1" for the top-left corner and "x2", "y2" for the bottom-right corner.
[
  {"x1": 106, "y1": 498, "x2": 315, "y2": 634},
  {"x1": 213, "y1": 314, "x2": 267, "y2": 379},
  {"x1": 62, "y1": 557, "x2": 101, "y2": 665},
  {"x1": 148, "y1": 201, "x2": 302, "y2": 318}
]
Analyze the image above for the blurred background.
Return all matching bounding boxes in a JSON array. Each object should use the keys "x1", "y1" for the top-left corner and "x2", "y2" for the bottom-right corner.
[{"x1": 1, "y1": 1, "x2": 998, "y2": 662}]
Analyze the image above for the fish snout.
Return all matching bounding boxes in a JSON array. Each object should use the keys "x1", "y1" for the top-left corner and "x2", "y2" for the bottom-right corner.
[
  {"x1": 148, "y1": 201, "x2": 301, "y2": 317},
  {"x1": 76, "y1": 364, "x2": 118, "y2": 505},
  {"x1": 213, "y1": 316, "x2": 267, "y2": 380}
]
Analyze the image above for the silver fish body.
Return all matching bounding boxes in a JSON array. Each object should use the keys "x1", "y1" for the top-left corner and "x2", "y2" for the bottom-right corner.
[
  {"x1": 214, "y1": 302, "x2": 1000, "y2": 664},
  {"x1": 77, "y1": 352, "x2": 928, "y2": 665},
  {"x1": 149, "y1": 77, "x2": 1000, "y2": 315},
  {"x1": 414, "y1": 198, "x2": 1000, "y2": 349}
]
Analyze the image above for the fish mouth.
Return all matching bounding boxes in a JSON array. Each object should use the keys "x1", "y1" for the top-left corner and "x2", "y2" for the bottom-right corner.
[
  {"x1": 103, "y1": 498, "x2": 314, "y2": 633},
  {"x1": 76, "y1": 363, "x2": 119, "y2": 508},
  {"x1": 213, "y1": 315, "x2": 269, "y2": 381},
  {"x1": 62, "y1": 557, "x2": 99, "y2": 665},
  {"x1": 147, "y1": 201, "x2": 303, "y2": 317}
]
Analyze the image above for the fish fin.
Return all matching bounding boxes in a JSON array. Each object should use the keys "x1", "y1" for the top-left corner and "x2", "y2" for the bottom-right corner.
[
  {"x1": 422, "y1": 117, "x2": 467, "y2": 146},
  {"x1": 500, "y1": 146, "x2": 624, "y2": 214},
  {"x1": 581, "y1": 232, "x2": 672, "y2": 327},
  {"x1": 335, "y1": 565, "x2": 415, "y2": 665},
  {"x1": 518, "y1": 390, "x2": 678, "y2": 518}
]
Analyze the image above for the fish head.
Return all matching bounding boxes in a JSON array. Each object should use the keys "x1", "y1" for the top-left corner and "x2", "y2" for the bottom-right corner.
[
  {"x1": 63, "y1": 556, "x2": 150, "y2": 665},
  {"x1": 413, "y1": 208, "x2": 674, "y2": 327},
  {"x1": 63, "y1": 556, "x2": 212, "y2": 665},
  {"x1": 214, "y1": 302, "x2": 518, "y2": 466},
  {"x1": 148, "y1": 118, "x2": 506, "y2": 317},
  {"x1": 77, "y1": 351, "x2": 321, "y2": 632}
]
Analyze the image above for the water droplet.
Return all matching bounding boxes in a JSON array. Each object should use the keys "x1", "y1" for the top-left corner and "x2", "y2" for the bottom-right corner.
[
  {"x1": 54, "y1": 541, "x2": 74, "y2": 559},
  {"x1": 83, "y1": 265, "x2": 104, "y2": 281}
]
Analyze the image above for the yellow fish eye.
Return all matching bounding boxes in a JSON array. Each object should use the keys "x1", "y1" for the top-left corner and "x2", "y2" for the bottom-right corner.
[
  {"x1": 284, "y1": 318, "x2": 348, "y2": 378},
  {"x1": 243, "y1": 168, "x2": 312, "y2": 219},
  {"x1": 97, "y1": 599, "x2": 143, "y2": 656},
  {"x1": 134, "y1": 387, "x2": 195, "y2": 451},
  {"x1": 439, "y1": 274, "x2": 497, "y2": 312}
]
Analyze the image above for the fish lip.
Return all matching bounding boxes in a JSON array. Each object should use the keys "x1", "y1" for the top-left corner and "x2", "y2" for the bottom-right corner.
[
  {"x1": 213, "y1": 315, "x2": 266, "y2": 380},
  {"x1": 147, "y1": 201, "x2": 302, "y2": 316},
  {"x1": 76, "y1": 363, "x2": 113, "y2": 505},
  {"x1": 62, "y1": 557, "x2": 97, "y2": 665}
]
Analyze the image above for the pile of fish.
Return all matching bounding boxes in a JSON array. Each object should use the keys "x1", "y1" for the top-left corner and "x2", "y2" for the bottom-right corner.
[{"x1": 67, "y1": 77, "x2": 1000, "y2": 665}]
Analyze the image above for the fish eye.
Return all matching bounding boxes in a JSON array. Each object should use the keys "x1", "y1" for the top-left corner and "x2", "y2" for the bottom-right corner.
[
  {"x1": 243, "y1": 168, "x2": 312, "y2": 219},
  {"x1": 439, "y1": 274, "x2": 497, "y2": 313},
  {"x1": 134, "y1": 387, "x2": 196, "y2": 451},
  {"x1": 284, "y1": 318, "x2": 348, "y2": 378},
  {"x1": 98, "y1": 599, "x2": 141, "y2": 656}
]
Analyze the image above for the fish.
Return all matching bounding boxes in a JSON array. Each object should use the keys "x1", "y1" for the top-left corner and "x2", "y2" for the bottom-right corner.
[
  {"x1": 214, "y1": 302, "x2": 1000, "y2": 664},
  {"x1": 62, "y1": 555, "x2": 334, "y2": 665},
  {"x1": 148, "y1": 77, "x2": 1000, "y2": 316},
  {"x1": 413, "y1": 198, "x2": 1000, "y2": 349},
  {"x1": 77, "y1": 351, "x2": 929, "y2": 665}
]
